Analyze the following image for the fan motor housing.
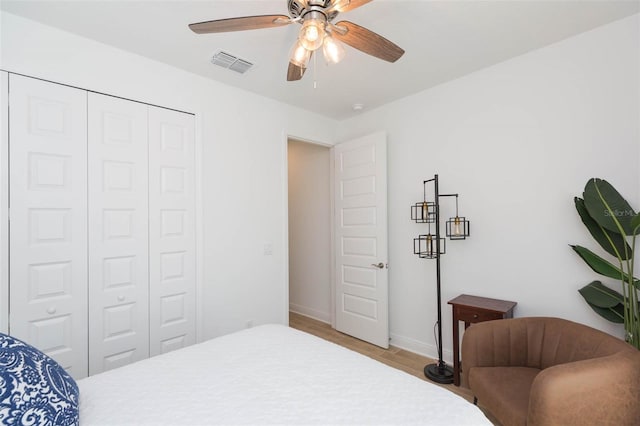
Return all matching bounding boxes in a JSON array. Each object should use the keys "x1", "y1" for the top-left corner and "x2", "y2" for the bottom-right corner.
[{"x1": 288, "y1": 0, "x2": 339, "y2": 21}]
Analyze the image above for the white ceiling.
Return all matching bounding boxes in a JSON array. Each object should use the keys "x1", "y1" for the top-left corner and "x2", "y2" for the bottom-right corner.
[{"x1": 1, "y1": 1, "x2": 638, "y2": 120}]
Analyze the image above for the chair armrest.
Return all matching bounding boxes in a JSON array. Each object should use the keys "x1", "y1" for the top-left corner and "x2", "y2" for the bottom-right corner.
[{"x1": 528, "y1": 351, "x2": 640, "y2": 426}]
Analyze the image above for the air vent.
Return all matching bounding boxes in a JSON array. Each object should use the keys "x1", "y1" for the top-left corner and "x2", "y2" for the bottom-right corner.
[
  {"x1": 211, "y1": 51, "x2": 254, "y2": 74},
  {"x1": 229, "y1": 59, "x2": 253, "y2": 74}
]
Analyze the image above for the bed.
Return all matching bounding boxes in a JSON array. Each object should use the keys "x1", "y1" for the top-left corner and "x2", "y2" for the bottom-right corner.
[
  {"x1": 77, "y1": 324, "x2": 490, "y2": 425},
  {"x1": 0, "y1": 324, "x2": 491, "y2": 425}
]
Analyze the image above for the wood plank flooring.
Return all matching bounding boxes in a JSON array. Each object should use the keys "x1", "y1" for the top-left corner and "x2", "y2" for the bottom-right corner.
[{"x1": 289, "y1": 312, "x2": 500, "y2": 425}]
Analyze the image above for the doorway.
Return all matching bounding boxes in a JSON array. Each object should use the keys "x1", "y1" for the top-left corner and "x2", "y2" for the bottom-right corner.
[
  {"x1": 287, "y1": 139, "x2": 332, "y2": 324},
  {"x1": 286, "y1": 132, "x2": 389, "y2": 348}
]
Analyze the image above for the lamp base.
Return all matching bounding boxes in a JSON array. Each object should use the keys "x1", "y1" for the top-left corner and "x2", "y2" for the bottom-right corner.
[{"x1": 424, "y1": 362, "x2": 454, "y2": 384}]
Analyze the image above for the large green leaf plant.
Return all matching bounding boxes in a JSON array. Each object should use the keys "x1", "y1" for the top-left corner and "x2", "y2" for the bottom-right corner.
[{"x1": 572, "y1": 178, "x2": 640, "y2": 349}]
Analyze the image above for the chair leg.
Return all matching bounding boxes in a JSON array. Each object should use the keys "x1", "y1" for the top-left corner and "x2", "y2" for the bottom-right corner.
[{"x1": 473, "y1": 396, "x2": 478, "y2": 405}]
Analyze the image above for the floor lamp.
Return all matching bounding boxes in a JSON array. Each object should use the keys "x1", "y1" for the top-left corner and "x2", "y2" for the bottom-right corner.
[{"x1": 411, "y1": 174, "x2": 470, "y2": 384}]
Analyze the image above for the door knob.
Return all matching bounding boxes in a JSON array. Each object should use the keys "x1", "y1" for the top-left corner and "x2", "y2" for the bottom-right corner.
[{"x1": 371, "y1": 262, "x2": 385, "y2": 269}]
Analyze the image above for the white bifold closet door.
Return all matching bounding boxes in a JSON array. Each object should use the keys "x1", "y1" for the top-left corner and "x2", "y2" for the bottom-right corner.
[
  {"x1": 87, "y1": 93, "x2": 150, "y2": 375},
  {"x1": 7, "y1": 75, "x2": 196, "y2": 378},
  {"x1": 148, "y1": 107, "x2": 196, "y2": 356},
  {"x1": 9, "y1": 75, "x2": 89, "y2": 378}
]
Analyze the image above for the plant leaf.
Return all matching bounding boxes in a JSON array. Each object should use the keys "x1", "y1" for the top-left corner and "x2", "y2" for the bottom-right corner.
[
  {"x1": 578, "y1": 281, "x2": 623, "y2": 308},
  {"x1": 571, "y1": 245, "x2": 626, "y2": 280},
  {"x1": 582, "y1": 300, "x2": 625, "y2": 323},
  {"x1": 631, "y1": 213, "x2": 640, "y2": 234},
  {"x1": 571, "y1": 245, "x2": 640, "y2": 289},
  {"x1": 583, "y1": 178, "x2": 636, "y2": 235},
  {"x1": 578, "y1": 281, "x2": 625, "y2": 323},
  {"x1": 574, "y1": 197, "x2": 631, "y2": 260}
]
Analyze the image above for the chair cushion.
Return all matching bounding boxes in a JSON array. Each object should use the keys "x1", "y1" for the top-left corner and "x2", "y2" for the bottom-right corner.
[{"x1": 469, "y1": 366, "x2": 540, "y2": 426}]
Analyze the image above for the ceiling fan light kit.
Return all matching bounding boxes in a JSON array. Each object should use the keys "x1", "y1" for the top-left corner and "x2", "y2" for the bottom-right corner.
[{"x1": 188, "y1": 0, "x2": 404, "y2": 82}]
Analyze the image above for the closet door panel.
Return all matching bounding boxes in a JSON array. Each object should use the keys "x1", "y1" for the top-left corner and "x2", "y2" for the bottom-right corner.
[
  {"x1": 148, "y1": 107, "x2": 196, "y2": 356},
  {"x1": 88, "y1": 93, "x2": 150, "y2": 374},
  {"x1": 9, "y1": 75, "x2": 88, "y2": 378}
]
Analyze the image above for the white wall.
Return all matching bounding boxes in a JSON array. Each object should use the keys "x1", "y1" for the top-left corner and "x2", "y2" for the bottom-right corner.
[
  {"x1": 2, "y1": 9, "x2": 639, "y2": 362},
  {"x1": 336, "y1": 14, "x2": 640, "y2": 360},
  {"x1": 0, "y1": 12, "x2": 339, "y2": 341},
  {"x1": 288, "y1": 139, "x2": 331, "y2": 322}
]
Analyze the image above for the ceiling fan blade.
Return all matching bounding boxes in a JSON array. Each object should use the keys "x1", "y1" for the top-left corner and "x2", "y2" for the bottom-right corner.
[
  {"x1": 332, "y1": 0, "x2": 373, "y2": 13},
  {"x1": 332, "y1": 20, "x2": 404, "y2": 63},
  {"x1": 189, "y1": 15, "x2": 291, "y2": 34},
  {"x1": 287, "y1": 62, "x2": 306, "y2": 81}
]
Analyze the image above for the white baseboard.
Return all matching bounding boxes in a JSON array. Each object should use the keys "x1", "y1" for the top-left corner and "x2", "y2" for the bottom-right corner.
[
  {"x1": 289, "y1": 304, "x2": 331, "y2": 324},
  {"x1": 390, "y1": 332, "x2": 454, "y2": 365}
]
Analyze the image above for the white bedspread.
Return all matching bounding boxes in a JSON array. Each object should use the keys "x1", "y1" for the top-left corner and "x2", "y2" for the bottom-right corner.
[{"x1": 78, "y1": 324, "x2": 490, "y2": 425}]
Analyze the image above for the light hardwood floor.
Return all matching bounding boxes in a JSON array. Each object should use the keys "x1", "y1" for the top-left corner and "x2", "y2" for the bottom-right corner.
[{"x1": 289, "y1": 312, "x2": 499, "y2": 425}]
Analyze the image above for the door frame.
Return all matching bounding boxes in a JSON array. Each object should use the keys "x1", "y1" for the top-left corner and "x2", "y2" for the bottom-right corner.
[
  {"x1": 283, "y1": 133, "x2": 336, "y2": 328},
  {"x1": 0, "y1": 71, "x2": 8, "y2": 334},
  {"x1": 283, "y1": 132, "x2": 389, "y2": 334}
]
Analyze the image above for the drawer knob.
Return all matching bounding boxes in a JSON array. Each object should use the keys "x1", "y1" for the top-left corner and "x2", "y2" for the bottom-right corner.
[
  {"x1": 473, "y1": 314, "x2": 479, "y2": 319},
  {"x1": 117, "y1": 295, "x2": 125, "y2": 302},
  {"x1": 47, "y1": 306, "x2": 56, "y2": 315}
]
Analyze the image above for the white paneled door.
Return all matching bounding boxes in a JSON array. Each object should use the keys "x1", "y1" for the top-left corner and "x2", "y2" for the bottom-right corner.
[
  {"x1": 9, "y1": 75, "x2": 89, "y2": 377},
  {"x1": 88, "y1": 93, "x2": 150, "y2": 375},
  {"x1": 333, "y1": 132, "x2": 389, "y2": 348},
  {"x1": 148, "y1": 106, "x2": 196, "y2": 356}
]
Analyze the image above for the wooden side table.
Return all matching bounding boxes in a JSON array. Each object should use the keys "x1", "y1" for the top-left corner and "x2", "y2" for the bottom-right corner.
[{"x1": 448, "y1": 294, "x2": 517, "y2": 386}]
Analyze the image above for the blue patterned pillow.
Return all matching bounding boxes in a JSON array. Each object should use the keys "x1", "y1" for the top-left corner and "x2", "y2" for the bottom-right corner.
[{"x1": 0, "y1": 333, "x2": 79, "y2": 426}]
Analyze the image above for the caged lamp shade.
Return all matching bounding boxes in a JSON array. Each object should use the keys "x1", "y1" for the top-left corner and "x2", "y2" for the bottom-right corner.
[{"x1": 445, "y1": 216, "x2": 470, "y2": 240}]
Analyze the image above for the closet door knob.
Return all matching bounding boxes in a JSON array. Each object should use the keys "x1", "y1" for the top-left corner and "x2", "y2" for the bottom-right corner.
[{"x1": 47, "y1": 306, "x2": 56, "y2": 315}]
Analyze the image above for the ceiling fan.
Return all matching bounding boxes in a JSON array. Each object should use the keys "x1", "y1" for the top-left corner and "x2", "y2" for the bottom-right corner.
[{"x1": 188, "y1": 0, "x2": 405, "y2": 81}]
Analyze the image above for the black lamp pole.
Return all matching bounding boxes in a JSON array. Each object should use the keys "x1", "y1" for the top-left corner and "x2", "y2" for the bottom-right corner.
[{"x1": 423, "y1": 174, "x2": 454, "y2": 384}]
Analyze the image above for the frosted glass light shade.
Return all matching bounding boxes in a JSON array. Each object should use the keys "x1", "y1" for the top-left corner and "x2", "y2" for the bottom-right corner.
[
  {"x1": 289, "y1": 40, "x2": 311, "y2": 68},
  {"x1": 323, "y1": 35, "x2": 345, "y2": 64},
  {"x1": 300, "y1": 19, "x2": 325, "y2": 51}
]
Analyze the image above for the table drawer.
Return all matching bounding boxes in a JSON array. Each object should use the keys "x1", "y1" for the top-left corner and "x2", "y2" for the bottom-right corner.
[{"x1": 455, "y1": 306, "x2": 504, "y2": 323}]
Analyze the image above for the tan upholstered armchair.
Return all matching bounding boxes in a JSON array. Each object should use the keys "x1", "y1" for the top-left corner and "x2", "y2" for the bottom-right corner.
[{"x1": 461, "y1": 317, "x2": 640, "y2": 426}]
